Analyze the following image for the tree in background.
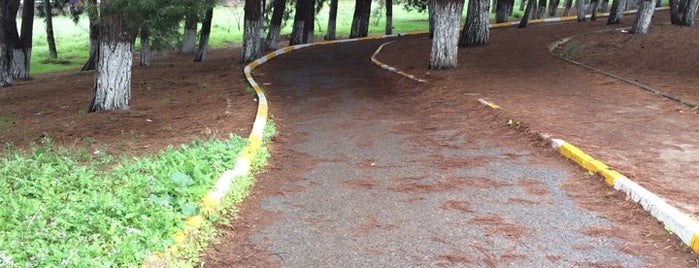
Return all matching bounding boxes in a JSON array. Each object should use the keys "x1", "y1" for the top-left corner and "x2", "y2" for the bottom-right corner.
[
  {"x1": 181, "y1": 13, "x2": 198, "y2": 53},
  {"x1": 429, "y1": 0, "x2": 463, "y2": 69},
  {"x1": 82, "y1": 0, "x2": 98, "y2": 71},
  {"x1": 266, "y1": 0, "x2": 287, "y2": 47},
  {"x1": 681, "y1": 0, "x2": 699, "y2": 25},
  {"x1": 518, "y1": 0, "x2": 535, "y2": 27},
  {"x1": 575, "y1": 0, "x2": 587, "y2": 21},
  {"x1": 385, "y1": 0, "x2": 393, "y2": 34},
  {"x1": 195, "y1": 7, "x2": 214, "y2": 61},
  {"x1": 44, "y1": 0, "x2": 58, "y2": 58},
  {"x1": 14, "y1": 0, "x2": 34, "y2": 79},
  {"x1": 350, "y1": 0, "x2": 372, "y2": 38},
  {"x1": 607, "y1": 0, "x2": 626, "y2": 24},
  {"x1": 495, "y1": 0, "x2": 514, "y2": 23},
  {"x1": 0, "y1": 0, "x2": 13, "y2": 86},
  {"x1": 459, "y1": 0, "x2": 489, "y2": 47},
  {"x1": 630, "y1": 0, "x2": 657, "y2": 33},
  {"x1": 241, "y1": 0, "x2": 263, "y2": 61},
  {"x1": 325, "y1": 0, "x2": 339, "y2": 39},
  {"x1": 290, "y1": 0, "x2": 307, "y2": 44}
]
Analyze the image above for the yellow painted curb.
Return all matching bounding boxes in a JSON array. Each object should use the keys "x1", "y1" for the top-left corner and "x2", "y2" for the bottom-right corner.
[{"x1": 692, "y1": 233, "x2": 699, "y2": 253}]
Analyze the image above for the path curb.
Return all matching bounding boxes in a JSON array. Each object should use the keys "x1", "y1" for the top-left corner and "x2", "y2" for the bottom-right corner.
[{"x1": 478, "y1": 99, "x2": 699, "y2": 254}]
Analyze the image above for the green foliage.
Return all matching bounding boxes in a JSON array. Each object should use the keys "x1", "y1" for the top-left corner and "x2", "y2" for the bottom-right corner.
[
  {"x1": 0, "y1": 133, "x2": 259, "y2": 267},
  {"x1": 562, "y1": 42, "x2": 584, "y2": 59}
]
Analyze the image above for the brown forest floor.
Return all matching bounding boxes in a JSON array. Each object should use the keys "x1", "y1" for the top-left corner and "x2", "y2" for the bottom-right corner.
[{"x1": 1, "y1": 10, "x2": 698, "y2": 266}]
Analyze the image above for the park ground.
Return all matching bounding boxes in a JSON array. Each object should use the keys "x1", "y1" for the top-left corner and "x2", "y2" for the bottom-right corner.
[{"x1": 1, "y1": 10, "x2": 698, "y2": 266}]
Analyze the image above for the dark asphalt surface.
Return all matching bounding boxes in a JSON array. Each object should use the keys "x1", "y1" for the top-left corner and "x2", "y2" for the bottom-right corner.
[{"x1": 250, "y1": 40, "x2": 645, "y2": 267}]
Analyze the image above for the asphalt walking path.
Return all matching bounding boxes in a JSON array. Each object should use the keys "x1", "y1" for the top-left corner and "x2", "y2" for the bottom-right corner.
[{"x1": 201, "y1": 38, "x2": 694, "y2": 266}]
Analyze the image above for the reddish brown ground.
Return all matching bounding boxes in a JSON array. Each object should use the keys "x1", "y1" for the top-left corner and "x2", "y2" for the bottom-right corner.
[{"x1": 1, "y1": 11, "x2": 697, "y2": 267}]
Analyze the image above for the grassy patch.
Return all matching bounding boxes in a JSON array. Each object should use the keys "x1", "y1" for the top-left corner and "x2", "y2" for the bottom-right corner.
[
  {"x1": 562, "y1": 42, "x2": 584, "y2": 59},
  {"x1": 0, "y1": 116, "x2": 12, "y2": 133},
  {"x1": 0, "y1": 124, "x2": 274, "y2": 266}
]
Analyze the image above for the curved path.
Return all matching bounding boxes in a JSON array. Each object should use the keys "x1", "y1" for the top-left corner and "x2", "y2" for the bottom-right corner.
[{"x1": 200, "y1": 27, "x2": 698, "y2": 266}]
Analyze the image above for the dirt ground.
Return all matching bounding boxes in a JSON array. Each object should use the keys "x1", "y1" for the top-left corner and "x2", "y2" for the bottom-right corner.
[{"x1": 1, "y1": 10, "x2": 698, "y2": 267}]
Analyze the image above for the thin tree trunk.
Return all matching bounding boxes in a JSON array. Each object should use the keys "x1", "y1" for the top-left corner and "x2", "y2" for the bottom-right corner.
[
  {"x1": 681, "y1": 0, "x2": 699, "y2": 25},
  {"x1": 266, "y1": 0, "x2": 286, "y2": 48},
  {"x1": 195, "y1": 7, "x2": 213, "y2": 62},
  {"x1": 325, "y1": 0, "x2": 338, "y2": 39},
  {"x1": 242, "y1": 0, "x2": 262, "y2": 62},
  {"x1": 303, "y1": 0, "x2": 315, "y2": 43},
  {"x1": 16, "y1": 0, "x2": 33, "y2": 78},
  {"x1": 350, "y1": 0, "x2": 372, "y2": 38},
  {"x1": 536, "y1": 0, "x2": 546, "y2": 18},
  {"x1": 89, "y1": 6, "x2": 133, "y2": 112},
  {"x1": 607, "y1": 0, "x2": 625, "y2": 24},
  {"x1": 460, "y1": 0, "x2": 489, "y2": 47},
  {"x1": 8, "y1": 0, "x2": 26, "y2": 79},
  {"x1": 518, "y1": 0, "x2": 535, "y2": 27},
  {"x1": 429, "y1": 0, "x2": 436, "y2": 37},
  {"x1": 386, "y1": 0, "x2": 393, "y2": 34},
  {"x1": 289, "y1": 0, "x2": 306, "y2": 44},
  {"x1": 600, "y1": 0, "x2": 609, "y2": 12},
  {"x1": 576, "y1": 0, "x2": 587, "y2": 21},
  {"x1": 670, "y1": 0, "x2": 682, "y2": 24},
  {"x1": 45, "y1": 0, "x2": 57, "y2": 58},
  {"x1": 549, "y1": 0, "x2": 560, "y2": 16},
  {"x1": 520, "y1": 0, "x2": 527, "y2": 10},
  {"x1": 181, "y1": 15, "x2": 197, "y2": 53},
  {"x1": 139, "y1": 27, "x2": 150, "y2": 66},
  {"x1": 656, "y1": 0, "x2": 662, "y2": 7},
  {"x1": 588, "y1": 0, "x2": 599, "y2": 20},
  {"x1": 0, "y1": 0, "x2": 14, "y2": 86},
  {"x1": 563, "y1": 0, "x2": 573, "y2": 15},
  {"x1": 430, "y1": 0, "x2": 464, "y2": 69},
  {"x1": 82, "y1": 0, "x2": 98, "y2": 71},
  {"x1": 630, "y1": 0, "x2": 657, "y2": 33},
  {"x1": 495, "y1": 0, "x2": 512, "y2": 22}
]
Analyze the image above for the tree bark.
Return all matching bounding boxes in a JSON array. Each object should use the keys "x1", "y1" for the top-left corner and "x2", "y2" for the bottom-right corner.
[
  {"x1": 607, "y1": 0, "x2": 625, "y2": 24},
  {"x1": 588, "y1": 0, "x2": 599, "y2": 20},
  {"x1": 385, "y1": 0, "x2": 393, "y2": 34},
  {"x1": 325, "y1": 0, "x2": 338, "y2": 39},
  {"x1": 563, "y1": 0, "x2": 572, "y2": 15},
  {"x1": 576, "y1": 0, "x2": 587, "y2": 21},
  {"x1": 181, "y1": 15, "x2": 197, "y2": 53},
  {"x1": 350, "y1": 0, "x2": 372, "y2": 38},
  {"x1": 289, "y1": 0, "x2": 306, "y2": 45},
  {"x1": 139, "y1": 27, "x2": 151, "y2": 66},
  {"x1": 429, "y1": 0, "x2": 436, "y2": 38},
  {"x1": 45, "y1": 0, "x2": 57, "y2": 58},
  {"x1": 266, "y1": 0, "x2": 286, "y2": 48},
  {"x1": 630, "y1": 0, "x2": 657, "y2": 33},
  {"x1": 89, "y1": 6, "x2": 133, "y2": 112},
  {"x1": 0, "y1": 0, "x2": 13, "y2": 86},
  {"x1": 82, "y1": 0, "x2": 98, "y2": 71},
  {"x1": 549, "y1": 0, "x2": 560, "y2": 16},
  {"x1": 8, "y1": 0, "x2": 26, "y2": 79},
  {"x1": 430, "y1": 0, "x2": 464, "y2": 69},
  {"x1": 670, "y1": 0, "x2": 682, "y2": 24},
  {"x1": 518, "y1": 0, "x2": 535, "y2": 27},
  {"x1": 460, "y1": 0, "x2": 489, "y2": 47},
  {"x1": 303, "y1": 0, "x2": 315, "y2": 43},
  {"x1": 242, "y1": 0, "x2": 262, "y2": 62},
  {"x1": 681, "y1": 0, "x2": 699, "y2": 25},
  {"x1": 520, "y1": 0, "x2": 526, "y2": 10},
  {"x1": 15, "y1": 0, "x2": 33, "y2": 78},
  {"x1": 536, "y1": 0, "x2": 546, "y2": 18},
  {"x1": 195, "y1": 7, "x2": 213, "y2": 61},
  {"x1": 495, "y1": 0, "x2": 512, "y2": 22},
  {"x1": 600, "y1": 0, "x2": 609, "y2": 12}
]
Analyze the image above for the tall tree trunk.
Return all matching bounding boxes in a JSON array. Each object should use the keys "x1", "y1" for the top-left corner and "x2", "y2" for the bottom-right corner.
[
  {"x1": 670, "y1": 0, "x2": 682, "y2": 24},
  {"x1": 45, "y1": 0, "x2": 57, "y2": 58},
  {"x1": 385, "y1": 0, "x2": 393, "y2": 34},
  {"x1": 303, "y1": 0, "x2": 315, "y2": 43},
  {"x1": 681, "y1": 0, "x2": 699, "y2": 25},
  {"x1": 430, "y1": 0, "x2": 464, "y2": 69},
  {"x1": 350, "y1": 0, "x2": 372, "y2": 38},
  {"x1": 15, "y1": 0, "x2": 33, "y2": 78},
  {"x1": 656, "y1": 0, "x2": 663, "y2": 7},
  {"x1": 549, "y1": 0, "x2": 560, "y2": 16},
  {"x1": 518, "y1": 0, "x2": 535, "y2": 27},
  {"x1": 588, "y1": 0, "x2": 600, "y2": 20},
  {"x1": 460, "y1": 0, "x2": 489, "y2": 47},
  {"x1": 495, "y1": 0, "x2": 512, "y2": 22},
  {"x1": 242, "y1": 0, "x2": 262, "y2": 62},
  {"x1": 139, "y1": 26, "x2": 150, "y2": 66},
  {"x1": 289, "y1": 0, "x2": 306, "y2": 44},
  {"x1": 266, "y1": 0, "x2": 286, "y2": 48},
  {"x1": 0, "y1": 0, "x2": 14, "y2": 86},
  {"x1": 181, "y1": 15, "x2": 197, "y2": 53},
  {"x1": 429, "y1": 0, "x2": 436, "y2": 37},
  {"x1": 630, "y1": 0, "x2": 657, "y2": 33},
  {"x1": 536, "y1": 0, "x2": 546, "y2": 18},
  {"x1": 600, "y1": 0, "x2": 609, "y2": 12},
  {"x1": 520, "y1": 0, "x2": 527, "y2": 10},
  {"x1": 607, "y1": 0, "x2": 625, "y2": 24},
  {"x1": 576, "y1": 0, "x2": 587, "y2": 21},
  {"x1": 325, "y1": 0, "x2": 338, "y2": 39},
  {"x1": 8, "y1": 0, "x2": 26, "y2": 79},
  {"x1": 89, "y1": 5, "x2": 133, "y2": 112},
  {"x1": 82, "y1": 0, "x2": 98, "y2": 71},
  {"x1": 195, "y1": 7, "x2": 214, "y2": 62},
  {"x1": 563, "y1": 0, "x2": 573, "y2": 15}
]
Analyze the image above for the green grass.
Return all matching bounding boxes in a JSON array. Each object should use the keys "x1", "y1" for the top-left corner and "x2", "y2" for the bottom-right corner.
[{"x1": 0, "y1": 120, "x2": 274, "y2": 267}]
